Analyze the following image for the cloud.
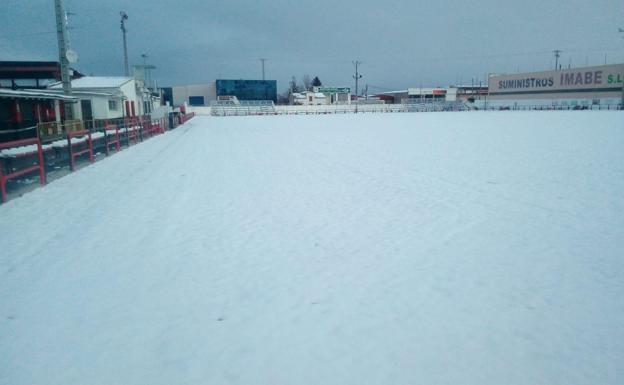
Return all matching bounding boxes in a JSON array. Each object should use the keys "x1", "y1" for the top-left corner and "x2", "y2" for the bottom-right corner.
[{"x1": 1, "y1": 0, "x2": 622, "y2": 91}]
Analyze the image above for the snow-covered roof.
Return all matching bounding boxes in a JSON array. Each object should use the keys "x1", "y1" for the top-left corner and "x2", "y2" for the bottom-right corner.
[
  {"x1": 375, "y1": 90, "x2": 408, "y2": 95},
  {"x1": 72, "y1": 90, "x2": 123, "y2": 98},
  {"x1": 49, "y1": 76, "x2": 133, "y2": 89},
  {"x1": 313, "y1": 92, "x2": 326, "y2": 98},
  {"x1": 0, "y1": 88, "x2": 77, "y2": 101},
  {"x1": 42, "y1": 88, "x2": 122, "y2": 98}
]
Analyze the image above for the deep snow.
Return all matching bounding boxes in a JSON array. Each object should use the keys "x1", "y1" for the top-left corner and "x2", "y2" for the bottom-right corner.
[{"x1": 1, "y1": 112, "x2": 623, "y2": 385}]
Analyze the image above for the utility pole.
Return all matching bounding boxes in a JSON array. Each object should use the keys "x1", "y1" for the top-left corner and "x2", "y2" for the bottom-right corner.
[
  {"x1": 352, "y1": 60, "x2": 362, "y2": 113},
  {"x1": 120, "y1": 11, "x2": 129, "y2": 77},
  {"x1": 259, "y1": 58, "x2": 267, "y2": 81},
  {"x1": 54, "y1": 0, "x2": 73, "y2": 119},
  {"x1": 64, "y1": 9, "x2": 76, "y2": 48},
  {"x1": 553, "y1": 49, "x2": 561, "y2": 70},
  {"x1": 619, "y1": 28, "x2": 624, "y2": 109}
]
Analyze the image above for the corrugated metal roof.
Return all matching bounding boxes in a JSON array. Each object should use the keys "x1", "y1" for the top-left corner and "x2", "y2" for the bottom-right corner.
[{"x1": 0, "y1": 88, "x2": 77, "y2": 101}]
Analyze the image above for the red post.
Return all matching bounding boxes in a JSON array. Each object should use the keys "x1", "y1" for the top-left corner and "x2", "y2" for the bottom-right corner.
[
  {"x1": 11, "y1": 100, "x2": 22, "y2": 124},
  {"x1": 88, "y1": 132, "x2": 94, "y2": 163},
  {"x1": 37, "y1": 140, "x2": 46, "y2": 185},
  {"x1": 114, "y1": 126, "x2": 120, "y2": 151},
  {"x1": 0, "y1": 163, "x2": 6, "y2": 203},
  {"x1": 67, "y1": 130, "x2": 94, "y2": 171},
  {"x1": 67, "y1": 135, "x2": 74, "y2": 171}
]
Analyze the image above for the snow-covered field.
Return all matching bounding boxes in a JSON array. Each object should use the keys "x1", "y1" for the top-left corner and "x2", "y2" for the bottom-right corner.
[{"x1": 1, "y1": 112, "x2": 623, "y2": 385}]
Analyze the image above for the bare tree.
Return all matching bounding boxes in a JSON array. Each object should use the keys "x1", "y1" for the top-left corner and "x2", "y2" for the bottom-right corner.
[
  {"x1": 302, "y1": 74, "x2": 311, "y2": 91},
  {"x1": 289, "y1": 76, "x2": 300, "y2": 94}
]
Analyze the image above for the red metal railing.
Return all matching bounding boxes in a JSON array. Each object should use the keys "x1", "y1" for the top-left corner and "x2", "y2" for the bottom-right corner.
[
  {"x1": 0, "y1": 138, "x2": 46, "y2": 203},
  {"x1": 1, "y1": 115, "x2": 171, "y2": 203},
  {"x1": 142, "y1": 117, "x2": 166, "y2": 137},
  {"x1": 124, "y1": 117, "x2": 141, "y2": 145},
  {"x1": 67, "y1": 129, "x2": 94, "y2": 171},
  {"x1": 179, "y1": 112, "x2": 195, "y2": 124},
  {"x1": 104, "y1": 123, "x2": 121, "y2": 155}
]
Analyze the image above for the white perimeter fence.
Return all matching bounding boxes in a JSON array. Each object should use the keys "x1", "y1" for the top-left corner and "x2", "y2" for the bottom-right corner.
[{"x1": 186, "y1": 102, "x2": 623, "y2": 117}]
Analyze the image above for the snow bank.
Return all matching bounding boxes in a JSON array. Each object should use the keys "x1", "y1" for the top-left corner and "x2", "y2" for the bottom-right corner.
[
  {"x1": 0, "y1": 143, "x2": 53, "y2": 158},
  {"x1": 1, "y1": 132, "x2": 110, "y2": 158},
  {"x1": 0, "y1": 112, "x2": 623, "y2": 385}
]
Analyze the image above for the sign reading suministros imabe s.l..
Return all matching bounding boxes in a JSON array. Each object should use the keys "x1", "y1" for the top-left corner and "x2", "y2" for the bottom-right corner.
[{"x1": 489, "y1": 64, "x2": 624, "y2": 94}]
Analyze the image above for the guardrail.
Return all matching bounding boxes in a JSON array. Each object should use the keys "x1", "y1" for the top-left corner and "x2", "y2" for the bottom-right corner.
[{"x1": 0, "y1": 138, "x2": 46, "y2": 202}]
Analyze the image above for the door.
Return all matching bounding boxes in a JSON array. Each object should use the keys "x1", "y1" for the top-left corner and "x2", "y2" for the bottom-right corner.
[{"x1": 81, "y1": 99, "x2": 93, "y2": 121}]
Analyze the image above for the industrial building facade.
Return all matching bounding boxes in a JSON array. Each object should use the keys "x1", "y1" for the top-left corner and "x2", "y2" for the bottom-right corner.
[
  {"x1": 164, "y1": 79, "x2": 278, "y2": 107},
  {"x1": 488, "y1": 63, "x2": 624, "y2": 108}
]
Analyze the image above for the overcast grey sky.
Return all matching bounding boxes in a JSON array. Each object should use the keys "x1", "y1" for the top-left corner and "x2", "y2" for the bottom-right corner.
[{"x1": 1, "y1": 0, "x2": 623, "y2": 92}]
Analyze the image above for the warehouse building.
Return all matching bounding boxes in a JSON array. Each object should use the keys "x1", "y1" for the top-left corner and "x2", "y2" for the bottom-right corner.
[
  {"x1": 164, "y1": 79, "x2": 278, "y2": 107},
  {"x1": 487, "y1": 63, "x2": 624, "y2": 108},
  {"x1": 163, "y1": 83, "x2": 217, "y2": 107}
]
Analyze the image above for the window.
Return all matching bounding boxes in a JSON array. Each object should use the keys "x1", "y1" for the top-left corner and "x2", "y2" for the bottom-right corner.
[
  {"x1": 143, "y1": 101, "x2": 152, "y2": 114},
  {"x1": 14, "y1": 79, "x2": 37, "y2": 87},
  {"x1": 108, "y1": 100, "x2": 119, "y2": 111},
  {"x1": 188, "y1": 96, "x2": 205, "y2": 106}
]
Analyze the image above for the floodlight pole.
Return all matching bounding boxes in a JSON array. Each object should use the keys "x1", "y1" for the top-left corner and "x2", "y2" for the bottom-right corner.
[
  {"x1": 54, "y1": 0, "x2": 73, "y2": 119},
  {"x1": 353, "y1": 60, "x2": 362, "y2": 113}
]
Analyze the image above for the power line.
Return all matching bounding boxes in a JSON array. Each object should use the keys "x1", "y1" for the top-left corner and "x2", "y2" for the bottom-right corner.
[{"x1": 0, "y1": 31, "x2": 57, "y2": 38}]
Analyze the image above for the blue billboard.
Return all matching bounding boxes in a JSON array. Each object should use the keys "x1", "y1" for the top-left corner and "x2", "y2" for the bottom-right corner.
[{"x1": 215, "y1": 79, "x2": 277, "y2": 102}]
